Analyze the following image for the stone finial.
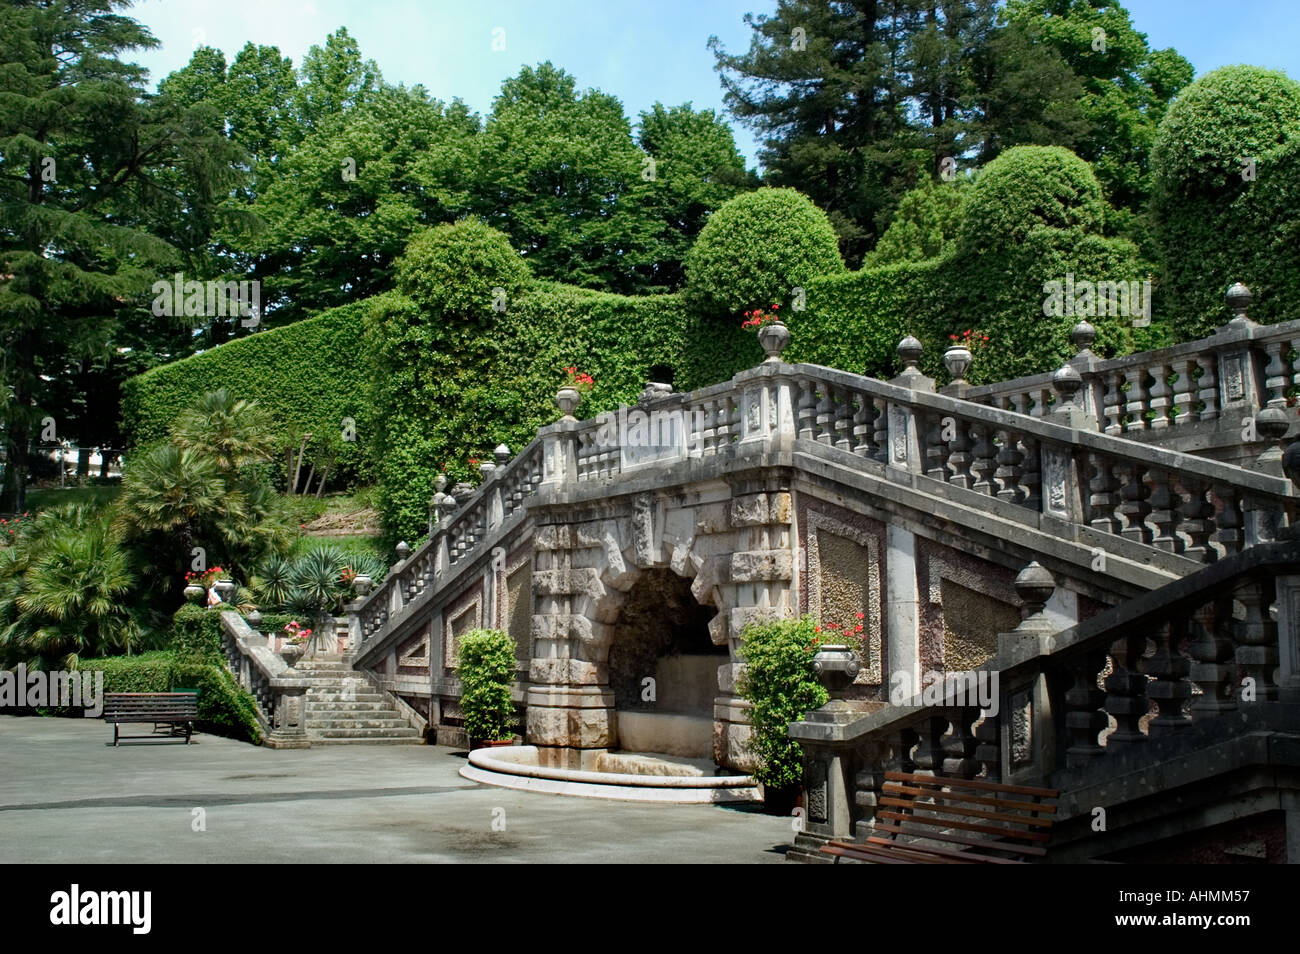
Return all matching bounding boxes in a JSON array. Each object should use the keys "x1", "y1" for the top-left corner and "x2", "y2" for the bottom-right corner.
[
  {"x1": 943, "y1": 344, "x2": 972, "y2": 384},
  {"x1": 1071, "y1": 320, "x2": 1096, "y2": 354},
  {"x1": 1254, "y1": 407, "x2": 1290, "y2": 475},
  {"x1": 898, "y1": 336, "x2": 923, "y2": 372},
  {"x1": 638, "y1": 380, "x2": 674, "y2": 404},
  {"x1": 1014, "y1": 561, "x2": 1056, "y2": 634},
  {"x1": 555, "y1": 387, "x2": 582, "y2": 418},
  {"x1": 1052, "y1": 364, "x2": 1083, "y2": 404},
  {"x1": 1226, "y1": 282, "x2": 1253, "y2": 325},
  {"x1": 353, "y1": 575, "x2": 372, "y2": 597},
  {"x1": 245, "y1": 609, "x2": 263, "y2": 630},
  {"x1": 479, "y1": 459, "x2": 496, "y2": 479},
  {"x1": 395, "y1": 541, "x2": 411, "y2": 561},
  {"x1": 494, "y1": 444, "x2": 511, "y2": 467}
]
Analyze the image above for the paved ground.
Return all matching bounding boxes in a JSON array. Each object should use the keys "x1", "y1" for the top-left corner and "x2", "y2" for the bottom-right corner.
[{"x1": 0, "y1": 717, "x2": 793, "y2": 863}]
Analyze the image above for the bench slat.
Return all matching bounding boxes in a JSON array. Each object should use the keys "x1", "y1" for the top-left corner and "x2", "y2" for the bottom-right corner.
[
  {"x1": 871, "y1": 821, "x2": 1047, "y2": 856},
  {"x1": 879, "y1": 795, "x2": 1055, "y2": 828},
  {"x1": 882, "y1": 782, "x2": 1058, "y2": 815},
  {"x1": 877, "y1": 809, "x2": 1053, "y2": 842},
  {"x1": 864, "y1": 837, "x2": 1023, "y2": 865},
  {"x1": 884, "y1": 771, "x2": 1058, "y2": 799}
]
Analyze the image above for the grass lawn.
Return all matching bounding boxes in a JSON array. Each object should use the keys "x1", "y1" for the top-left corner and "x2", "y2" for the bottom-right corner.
[{"x1": 25, "y1": 485, "x2": 121, "y2": 511}]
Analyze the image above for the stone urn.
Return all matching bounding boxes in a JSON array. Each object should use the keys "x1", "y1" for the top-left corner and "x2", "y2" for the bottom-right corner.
[
  {"x1": 555, "y1": 386, "x2": 582, "y2": 418},
  {"x1": 758, "y1": 319, "x2": 790, "y2": 361},
  {"x1": 280, "y1": 643, "x2": 304, "y2": 669},
  {"x1": 183, "y1": 584, "x2": 206, "y2": 604},
  {"x1": 943, "y1": 345, "x2": 972, "y2": 384},
  {"x1": 212, "y1": 579, "x2": 236, "y2": 604},
  {"x1": 812, "y1": 644, "x2": 862, "y2": 697},
  {"x1": 353, "y1": 575, "x2": 373, "y2": 597}
]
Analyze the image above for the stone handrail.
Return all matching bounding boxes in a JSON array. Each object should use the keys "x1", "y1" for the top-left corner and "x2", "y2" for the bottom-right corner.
[
  {"x1": 219, "y1": 611, "x2": 311, "y2": 747},
  {"x1": 544, "y1": 358, "x2": 1296, "y2": 565},
  {"x1": 962, "y1": 288, "x2": 1300, "y2": 457},
  {"x1": 789, "y1": 538, "x2": 1300, "y2": 843},
  {"x1": 349, "y1": 436, "x2": 545, "y2": 648}
]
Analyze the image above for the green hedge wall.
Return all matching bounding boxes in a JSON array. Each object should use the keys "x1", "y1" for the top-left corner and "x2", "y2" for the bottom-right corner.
[
  {"x1": 75, "y1": 651, "x2": 263, "y2": 744},
  {"x1": 169, "y1": 604, "x2": 225, "y2": 660},
  {"x1": 121, "y1": 301, "x2": 375, "y2": 485}
]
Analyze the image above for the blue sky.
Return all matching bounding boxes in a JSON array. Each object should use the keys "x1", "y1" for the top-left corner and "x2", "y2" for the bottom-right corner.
[{"x1": 123, "y1": 0, "x2": 1300, "y2": 170}]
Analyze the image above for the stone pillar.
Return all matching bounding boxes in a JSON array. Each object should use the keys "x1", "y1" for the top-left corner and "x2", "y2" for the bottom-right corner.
[
  {"x1": 886, "y1": 525, "x2": 920, "y2": 698},
  {"x1": 265, "y1": 677, "x2": 311, "y2": 749},
  {"x1": 1214, "y1": 283, "x2": 1262, "y2": 435},
  {"x1": 997, "y1": 562, "x2": 1059, "y2": 781},
  {"x1": 1275, "y1": 573, "x2": 1300, "y2": 704}
]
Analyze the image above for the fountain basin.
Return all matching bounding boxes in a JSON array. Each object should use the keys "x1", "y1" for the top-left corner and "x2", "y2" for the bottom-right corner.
[{"x1": 460, "y1": 745, "x2": 760, "y2": 803}]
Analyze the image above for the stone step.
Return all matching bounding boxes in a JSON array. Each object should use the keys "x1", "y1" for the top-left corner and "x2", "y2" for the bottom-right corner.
[
  {"x1": 306, "y1": 690, "x2": 386, "y2": 702},
  {"x1": 303, "y1": 701, "x2": 394, "y2": 712},
  {"x1": 310, "y1": 726, "x2": 422, "y2": 739},
  {"x1": 305, "y1": 717, "x2": 411, "y2": 730},
  {"x1": 307, "y1": 736, "x2": 423, "y2": 746}
]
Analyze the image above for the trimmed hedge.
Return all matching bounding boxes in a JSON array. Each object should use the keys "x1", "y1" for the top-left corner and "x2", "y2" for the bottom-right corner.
[
  {"x1": 1152, "y1": 66, "x2": 1300, "y2": 338},
  {"x1": 120, "y1": 300, "x2": 375, "y2": 485},
  {"x1": 169, "y1": 603, "x2": 225, "y2": 660},
  {"x1": 75, "y1": 651, "x2": 263, "y2": 744}
]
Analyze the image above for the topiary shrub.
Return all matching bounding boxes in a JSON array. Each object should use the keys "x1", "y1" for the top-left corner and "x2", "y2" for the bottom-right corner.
[
  {"x1": 957, "y1": 146, "x2": 1106, "y2": 251},
  {"x1": 736, "y1": 616, "x2": 828, "y2": 793},
  {"x1": 684, "y1": 187, "x2": 844, "y2": 316},
  {"x1": 866, "y1": 177, "x2": 967, "y2": 267},
  {"x1": 456, "y1": 628, "x2": 518, "y2": 743},
  {"x1": 1151, "y1": 65, "x2": 1300, "y2": 337},
  {"x1": 395, "y1": 218, "x2": 532, "y2": 317}
]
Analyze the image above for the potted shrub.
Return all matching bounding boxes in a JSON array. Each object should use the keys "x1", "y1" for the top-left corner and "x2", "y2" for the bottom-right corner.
[
  {"x1": 742, "y1": 303, "x2": 789, "y2": 361},
  {"x1": 737, "y1": 616, "x2": 829, "y2": 814},
  {"x1": 458, "y1": 628, "x2": 518, "y2": 748}
]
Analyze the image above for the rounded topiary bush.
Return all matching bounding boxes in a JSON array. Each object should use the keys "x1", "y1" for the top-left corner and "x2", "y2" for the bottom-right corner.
[
  {"x1": 1152, "y1": 65, "x2": 1300, "y2": 202},
  {"x1": 957, "y1": 146, "x2": 1106, "y2": 251},
  {"x1": 1151, "y1": 66, "x2": 1300, "y2": 337},
  {"x1": 395, "y1": 218, "x2": 532, "y2": 317},
  {"x1": 684, "y1": 187, "x2": 843, "y2": 316}
]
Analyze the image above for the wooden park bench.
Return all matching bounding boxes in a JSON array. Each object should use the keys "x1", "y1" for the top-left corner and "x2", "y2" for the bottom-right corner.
[
  {"x1": 820, "y1": 771, "x2": 1058, "y2": 864},
  {"x1": 103, "y1": 692, "x2": 199, "y2": 746}
]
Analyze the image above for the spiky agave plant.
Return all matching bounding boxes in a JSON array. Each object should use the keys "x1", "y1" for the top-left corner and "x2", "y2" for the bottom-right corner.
[{"x1": 286, "y1": 546, "x2": 349, "y2": 651}]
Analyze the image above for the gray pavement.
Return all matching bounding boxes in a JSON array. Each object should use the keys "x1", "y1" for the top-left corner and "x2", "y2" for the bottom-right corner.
[{"x1": 0, "y1": 716, "x2": 793, "y2": 863}]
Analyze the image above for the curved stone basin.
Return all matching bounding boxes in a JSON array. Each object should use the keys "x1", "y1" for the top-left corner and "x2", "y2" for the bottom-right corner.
[{"x1": 460, "y1": 745, "x2": 760, "y2": 803}]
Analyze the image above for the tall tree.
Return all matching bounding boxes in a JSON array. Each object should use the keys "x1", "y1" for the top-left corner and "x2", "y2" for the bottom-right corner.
[{"x1": 0, "y1": 0, "x2": 235, "y2": 512}]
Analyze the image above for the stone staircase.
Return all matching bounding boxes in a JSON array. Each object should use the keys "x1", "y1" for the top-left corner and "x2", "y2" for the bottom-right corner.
[{"x1": 295, "y1": 656, "x2": 422, "y2": 745}]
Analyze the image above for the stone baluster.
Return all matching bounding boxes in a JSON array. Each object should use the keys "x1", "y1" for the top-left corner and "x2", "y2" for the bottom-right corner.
[
  {"x1": 1123, "y1": 366, "x2": 1150, "y2": 433},
  {"x1": 946, "y1": 414, "x2": 974, "y2": 489},
  {"x1": 1171, "y1": 357, "x2": 1197, "y2": 427},
  {"x1": 1102, "y1": 371, "x2": 1125, "y2": 435},
  {"x1": 1116, "y1": 460, "x2": 1152, "y2": 544},
  {"x1": 994, "y1": 428, "x2": 1026, "y2": 505},
  {"x1": 1146, "y1": 618, "x2": 1192, "y2": 733},
  {"x1": 1148, "y1": 362, "x2": 1172, "y2": 429},
  {"x1": 973, "y1": 709, "x2": 1001, "y2": 781},
  {"x1": 815, "y1": 387, "x2": 835, "y2": 445},
  {"x1": 1102, "y1": 631, "x2": 1149, "y2": 751},
  {"x1": 1263, "y1": 339, "x2": 1289, "y2": 409},
  {"x1": 1145, "y1": 467, "x2": 1180, "y2": 552},
  {"x1": 924, "y1": 411, "x2": 950, "y2": 482},
  {"x1": 716, "y1": 395, "x2": 734, "y2": 448},
  {"x1": 872, "y1": 396, "x2": 890, "y2": 456},
  {"x1": 941, "y1": 707, "x2": 981, "y2": 779},
  {"x1": 911, "y1": 713, "x2": 946, "y2": 775},
  {"x1": 970, "y1": 422, "x2": 997, "y2": 496},
  {"x1": 1235, "y1": 576, "x2": 1279, "y2": 702},
  {"x1": 1176, "y1": 475, "x2": 1215, "y2": 562},
  {"x1": 1019, "y1": 435, "x2": 1042, "y2": 512},
  {"x1": 1063, "y1": 648, "x2": 1108, "y2": 768},
  {"x1": 853, "y1": 745, "x2": 887, "y2": 837},
  {"x1": 832, "y1": 387, "x2": 852, "y2": 451},
  {"x1": 796, "y1": 379, "x2": 816, "y2": 441},
  {"x1": 1189, "y1": 598, "x2": 1237, "y2": 718},
  {"x1": 1196, "y1": 353, "x2": 1219, "y2": 422},
  {"x1": 1212, "y1": 483, "x2": 1244, "y2": 557},
  {"x1": 851, "y1": 393, "x2": 874, "y2": 457}
]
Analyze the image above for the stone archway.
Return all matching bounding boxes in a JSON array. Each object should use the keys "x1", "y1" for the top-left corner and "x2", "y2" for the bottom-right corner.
[
  {"x1": 525, "y1": 482, "x2": 798, "y2": 771},
  {"x1": 606, "y1": 568, "x2": 723, "y2": 758}
]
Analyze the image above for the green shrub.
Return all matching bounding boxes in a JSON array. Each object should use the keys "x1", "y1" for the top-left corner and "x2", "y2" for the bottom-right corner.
[
  {"x1": 395, "y1": 219, "x2": 532, "y2": 316},
  {"x1": 866, "y1": 177, "x2": 967, "y2": 267},
  {"x1": 1151, "y1": 66, "x2": 1300, "y2": 337},
  {"x1": 169, "y1": 603, "x2": 224, "y2": 660},
  {"x1": 75, "y1": 651, "x2": 263, "y2": 744},
  {"x1": 957, "y1": 146, "x2": 1107, "y2": 252},
  {"x1": 457, "y1": 628, "x2": 517, "y2": 742},
  {"x1": 684, "y1": 187, "x2": 844, "y2": 316},
  {"x1": 737, "y1": 617, "x2": 828, "y2": 790}
]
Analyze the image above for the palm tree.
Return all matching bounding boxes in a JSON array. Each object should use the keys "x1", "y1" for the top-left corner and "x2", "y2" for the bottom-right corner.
[
  {"x1": 172, "y1": 389, "x2": 277, "y2": 475},
  {"x1": 115, "y1": 444, "x2": 231, "y2": 578}
]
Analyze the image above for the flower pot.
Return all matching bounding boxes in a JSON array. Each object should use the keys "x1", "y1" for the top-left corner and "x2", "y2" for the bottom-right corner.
[
  {"x1": 943, "y1": 345, "x2": 972, "y2": 383},
  {"x1": 470, "y1": 738, "x2": 517, "y2": 751},
  {"x1": 212, "y1": 579, "x2": 236, "y2": 604},
  {"x1": 757, "y1": 320, "x2": 790, "y2": 362},
  {"x1": 183, "y1": 584, "x2": 206, "y2": 604},
  {"x1": 279, "y1": 644, "x2": 304, "y2": 668},
  {"x1": 555, "y1": 386, "x2": 582, "y2": 418}
]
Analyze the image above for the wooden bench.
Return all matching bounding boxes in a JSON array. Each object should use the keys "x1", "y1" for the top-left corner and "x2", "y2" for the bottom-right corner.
[
  {"x1": 103, "y1": 693, "x2": 199, "y2": 746},
  {"x1": 820, "y1": 771, "x2": 1059, "y2": 864}
]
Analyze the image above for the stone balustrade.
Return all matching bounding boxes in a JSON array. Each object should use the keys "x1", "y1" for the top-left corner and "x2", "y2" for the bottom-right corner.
[
  {"x1": 789, "y1": 539, "x2": 1300, "y2": 847},
  {"x1": 966, "y1": 284, "x2": 1300, "y2": 464},
  {"x1": 218, "y1": 611, "x2": 311, "y2": 748}
]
